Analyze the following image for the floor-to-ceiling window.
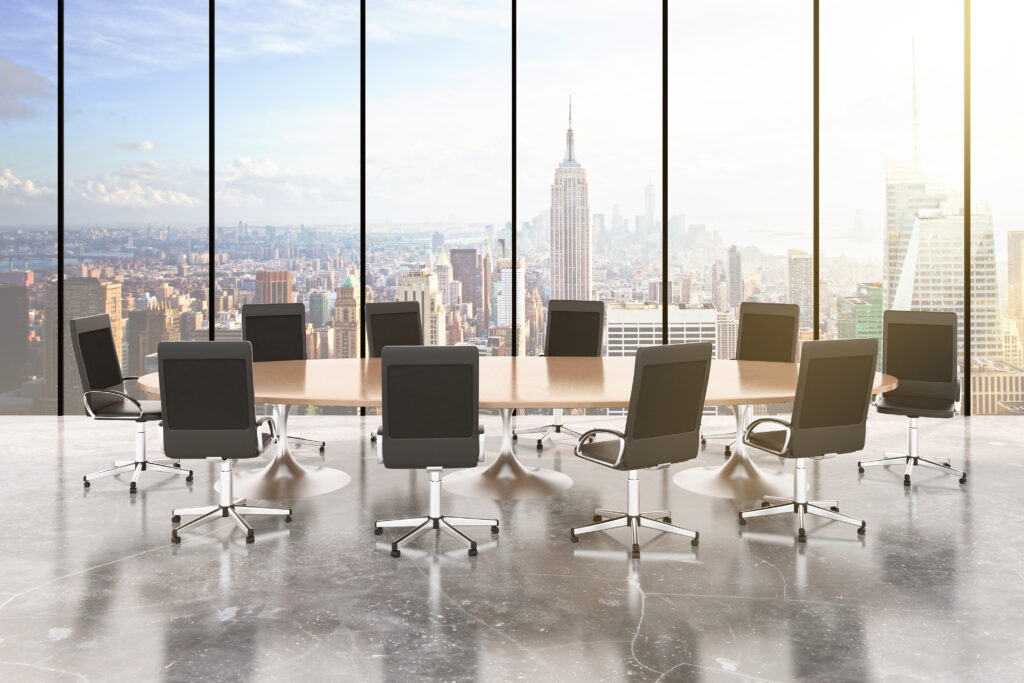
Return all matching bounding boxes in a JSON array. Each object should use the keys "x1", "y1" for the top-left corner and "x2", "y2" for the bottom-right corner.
[
  {"x1": 0, "y1": 2, "x2": 57, "y2": 414},
  {"x1": 214, "y1": 0, "x2": 359, "y2": 413},
  {"x1": 365, "y1": 1, "x2": 512, "y2": 355},
  {"x1": 63, "y1": 0, "x2": 209, "y2": 414},
  {"x1": 517, "y1": 0, "x2": 663, "y2": 360}
]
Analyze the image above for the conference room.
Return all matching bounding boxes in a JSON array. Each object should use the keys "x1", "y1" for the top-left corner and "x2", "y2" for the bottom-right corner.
[{"x1": 2, "y1": 1, "x2": 1022, "y2": 681}]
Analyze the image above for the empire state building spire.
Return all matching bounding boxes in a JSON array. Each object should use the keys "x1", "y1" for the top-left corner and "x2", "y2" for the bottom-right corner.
[
  {"x1": 550, "y1": 97, "x2": 591, "y2": 301},
  {"x1": 562, "y1": 96, "x2": 579, "y2": 167}
]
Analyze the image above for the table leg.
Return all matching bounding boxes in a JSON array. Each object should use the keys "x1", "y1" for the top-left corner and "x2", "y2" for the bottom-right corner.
[
  {"x1": 232, "y1": 404, "x2": 351, "y2": 500},
  {"x1": 673, "y1": 404, "x2": 790, "y2": 500},
  {"x1": 442, "y1": 409, "x2": 574, "y2": 500}
]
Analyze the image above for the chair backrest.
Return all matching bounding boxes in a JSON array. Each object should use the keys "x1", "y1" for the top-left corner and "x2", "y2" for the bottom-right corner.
[
  {"x1": 735, "y1": 302, "x2": 800, "y2": 362},
  {"x1": 544, "y1": 299, "x2": 605, "y2": 357},
  {"x1": 241, "y1": 303, "x2": 307, "y2": 362},
  {"x1": 158, "y1": 341, "x2": 260, "y2": 460},
  {"x1": 621, "y1": 342, "x2": 712, "y2": 470},
  {"x1": 883, "y1": 310, "x2": 959, "y2": 402},
  {"x1": 365, "y1": 302, "x2": 424, "y2": 358},
  {"x1": 69, "y1": 313, "x2": 124, "y2": 414},
  {"x1": 789, "y1": 338, "x2": 878, "y2": 458},
  {"x1": 380, "y1": 345, "x2": 479, "y2": 469}
]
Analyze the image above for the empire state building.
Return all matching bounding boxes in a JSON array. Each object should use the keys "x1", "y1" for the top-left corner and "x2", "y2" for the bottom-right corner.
[{"x1": 550, "y1": 101, "x2": 591, "y2": 301}]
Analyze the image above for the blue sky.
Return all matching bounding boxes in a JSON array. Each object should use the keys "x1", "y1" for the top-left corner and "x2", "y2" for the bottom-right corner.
[{"x1": 0, "y1": 0, "x2": 1021, "y2": 250}]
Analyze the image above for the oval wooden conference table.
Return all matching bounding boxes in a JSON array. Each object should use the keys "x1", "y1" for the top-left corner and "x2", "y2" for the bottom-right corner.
[{"x1": 139, "y1": 358, "x2": 897, "y2": 502}]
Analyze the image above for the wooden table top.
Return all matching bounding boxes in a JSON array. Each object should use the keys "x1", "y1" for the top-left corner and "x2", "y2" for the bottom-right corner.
[{"x1": 138, "y1": 357, "x2": 898, "y2": 410}]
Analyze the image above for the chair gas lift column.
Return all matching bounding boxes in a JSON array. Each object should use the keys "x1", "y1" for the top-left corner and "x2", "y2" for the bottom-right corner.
[
  {"x1": 738, "y1": 338, "x2": 878, "y2": 541},
  {"x1": 858, "y1": 310, "x2": 966, "y2": 486},
  {"x1": 158, "y1": 341, "x2": 292, "y2": 544},
  {"x1": 513, "y1": 300, "x2": 605, "y2": 450},
  {"x1": 71, "y1": 314, "x2": 192, "y2": 493},
  {"x1": 570, "y1": 342, "x2": 712, "y2": 558}
]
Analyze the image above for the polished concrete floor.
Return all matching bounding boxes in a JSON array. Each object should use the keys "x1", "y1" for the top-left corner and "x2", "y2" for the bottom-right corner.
[{"x1": 1, "y1": 411, "x2": 1021, "y2": 682}]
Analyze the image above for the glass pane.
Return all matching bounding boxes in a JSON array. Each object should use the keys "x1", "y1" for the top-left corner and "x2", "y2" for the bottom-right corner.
[
  {"x1": 214, "y1": 0, "x2": 359, "y2": 415},
  {"x1": 0, "y1": 2, "x2": 57, "y2": 414},
  {"x1": 973, "y1": 1, "x2": 1024, "y2": 414},
  {"x1": 63, "y1": 0, "x2": 209, "y2": 414},
  {"x1": 518, "y1": 0, "x2": 662, "y2": 361},
  {"x1": 821, "y1": 1, "x2": 964, "y2": 392},
  {"x1": 669, "y1": 0, "x2": 811, "y2": 429},
  {"x1": 366, "y1": 1, "x2": 511, "y2": 354}
]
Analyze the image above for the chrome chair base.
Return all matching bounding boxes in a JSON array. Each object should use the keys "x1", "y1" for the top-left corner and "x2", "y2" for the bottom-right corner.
[
  {"x1": 858, "y1": 418, "x2": 966, "y2": 485},
  {"x1": 570, "y1": 470, "x2": 699, "y2": 558},
  {"x1": 83, "y1": 422, "x2": 192, "y2": 493},
  {"x1": 171, "y1": 459, "x2": 290, "y2": 544},
  {"x1": 287, "y1": 434, "x2": 326, "y2": 454},
  {"x1": 739, "y1": 459, "x2": 865, "y2": 541},
  {"x1": 513, "y1": 408, "x2": 590, "y2": 450},
  {"x1": 374, "y1": 470, "x2": 498, "y2": 557}
]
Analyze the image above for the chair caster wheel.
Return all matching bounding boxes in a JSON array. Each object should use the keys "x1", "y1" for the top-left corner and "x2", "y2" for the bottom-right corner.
[
  {"x1": 129, "y1": 482, "x2": 137, "y2": 494},
  {"x1": 761, "y1": 500, "x2": 771, "y2": 507},
  {"x1": 173, "y1": 462, "x2": 181, "y2": 468},
  {"x1": 570, "y1": 532, "x2": 579, "y2": 543},
  {"x1": 904, "y1": 475, "x2": 911, "y2": 486},
  {"x1": 468, "y1": 545, "x2": 478, "y2": 557},
  {"x1": 830, "y1": 506, "x2": 840, "y2": 512},
  {"x1": 663, "y1": 517, "x2": 671, "y2": 523},
  {"x1": 593, "y1": 515, "x2": 603, "y2": 523},
  {"x1": 185, "y1": 474, "x2": 194, "y2": 484},
  {"x1": 512, "y1": 433, "x2": 518, "y2": 440},
  {"x1": 858, "y1": 465, "x2": 864, "y2": 473},
  {"x1": 797, "y1": 529, "x2": 807, "y2": 542},
  {"x1": 959, "y1": 475, "x2": 967, "y2": 484},
  {"x1": 724, "y1": 446, "x2": 731, "y2": 455},
  {"x1": 738, "y1": 513, "x2": 746, "y2": 525},
  {"x1": 691, "y1": 535, "x2": 699, "y2": 547},
  {"x1": 374, "y1": 526, "x2": 383, "y2": 535},
  {"x1": 391, "y1": 547, "x2": 401, "y2": 558},
  {"x1": 171, "y1": 533, "x2": 180, "y2": 544},
  {"x1": 536, "y1": 441, "x2": 543, "y2": 450},
  {"x1": 490, "y1": 525, "x2": 499, "y2": 534},
  {"x1": 857, "y1": 524, "x2": 866, "y2": 536},
  {"x1": 171, "y1": 515, "x2": 181, "y2": 523},
  {"x1": 83, "y1": 479, "x2": 90, "y2": 488},
  {"x1": 631, "y1": 544, "x2": 640, "y2": 559},
  {"x1": 700, "y1": 437, "x2": 706, "y2": 446},
  {"x1": 285, "y1": 515, "x2": 292, "y2": 523},
  {"x1": 369, "y1": 435, "x2": 377, "y2": 443}
]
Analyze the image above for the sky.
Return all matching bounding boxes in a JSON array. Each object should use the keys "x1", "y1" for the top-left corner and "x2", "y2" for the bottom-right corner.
[{"x1": 0, "y1": 0, "x2": 1021, "y2": 251}]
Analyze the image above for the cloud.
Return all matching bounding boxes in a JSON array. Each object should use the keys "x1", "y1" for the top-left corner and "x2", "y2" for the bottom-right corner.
[
  {"x1": 0, "y1": 57, "x2": 56, "y2": 120},
  {"x1": 118, "y1": 161, "x2": 169, "y2": 180},
  {"x1": 0, "y1": 168, "x2": 54, "y2": 204},
  {"x1": 216, "y1": 156, "x2": 354, "y2": 208},
  {"x1": 215, "y1": 0, "x2": 357, "y2": 59},
  {"x1": 71, "y1": 175, "x2": 203, "y2": 208},
  {"x1": 112, "y1": 141, "x2": 157, "y2": 150}
]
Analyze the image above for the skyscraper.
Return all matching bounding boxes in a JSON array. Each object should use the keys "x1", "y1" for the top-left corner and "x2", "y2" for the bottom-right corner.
[
  {"x1": 397, "y1": 267, "x2": 447, "y2": 346},
  {"x1": 787, "y1": 249, "x2": 813, "y2": 331},
  {"x1": 0, "y1": 285, "x2": 29, "y2": 393},
  {"x1": 1008, "y1": 231, "x2": 1024, "y2": 318},
  {"x1": 498, "y1": 257, "x2": 524, "y2": 328},
  {"x1": 550, "y1": 100, "x2": 591, "y2": 301},
  {"x1": 255, "y1": 270, "x2": 293, "y2": 305},
  {"x1": 450, "y1": 248, "x2": 478, "y2": 318},
  {"x1": 334, "y1": 276, "x2": 359, "y2": 359},
  {"x1": 436, "y1": 246, "x2": 453, "y2": 307},
  {"x1": 728, "y1": 245, "x2": 742, "y2": 313},
  {"x1": 308, "y1": 290, "x2": 332, "y2": 328},
  {"x1": 837, "y1": 282, "x2": 883, "y2": 343}
]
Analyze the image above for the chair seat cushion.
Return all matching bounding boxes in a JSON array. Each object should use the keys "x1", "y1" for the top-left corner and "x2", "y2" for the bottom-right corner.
[
  {"x1": 578, "y1": 438, "x2": 624, "y2": 468},
  {"x1": 876, "y1": 395, "x2": 955, "y2": 419},
  {"x1": 95, "y1": 399, "x2": 162, "y2": 422},
  {"x1": 745, "y1": 428, "x2": 789, "y2": 455}
]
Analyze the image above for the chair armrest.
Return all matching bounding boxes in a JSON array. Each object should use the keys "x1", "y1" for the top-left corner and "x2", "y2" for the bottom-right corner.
[
  {"x1": 479, "y1": 427, "x2": 486, "y2": 462},
  {"x1": 255, "y1": 416, "x2": 278, "y2": 456},
  {"x1": 121, "y1": 375, "x2": 139, "y2": 381},
  {"x1": 742, "y1": 417, "x2": 792, "y2": 456},
  {"x1": 574, "y1": 428, "x2": 626, "y2": 468},
  {"x1": 82, "y1": 390, "x2": 142, "y2": 419}
]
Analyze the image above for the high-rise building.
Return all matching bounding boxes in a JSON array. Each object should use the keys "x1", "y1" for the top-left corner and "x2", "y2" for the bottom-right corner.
[
  {"x1": 884, "y1": 160, "x2": 946, "y2": 309},
  {"x1": 716, "y1": 310, "x2": 738, "y2": 361},
  {"x1": 647, "y1": 280, "x2": 681, "y2": 304},
  {"x1": 397, "y1": 267, "x2": 447, "y2": 346},
  {"x1": 728, "y1": 245, "x2": 742, "y2": 313},
  {"x1": 498, "y1": 257, "x2": 524, "y2": 328},
  {"x1": 255, "y1": 270, "x2": 293, "y2": 305},
  {"x1": 0, "y1": 285, "x2": 29, "y2": 392},
  {"x1": 1008, "y1": 231, "x2": 1024, "y2": 318},
  {"x1": 334, "y1": 276, "x2": 360, "y2": 359},
  {"x1": 837, "y1": 282, "x2": 883, "y2": 342},
  {"x1": 127, "y1": 305, "x2": 180, "y2": 377},
  {"x1": 605, "y1": 303, "x2": 717, "y2": 358},
  {"x1": 308, "y1": 290, "x2": 332, "y2": 329},
  {"x1": 436, "y1": 246, "x2": 453, "y2": 307},
  {"x1": 450, "y1": 248, "x2": 478, "y2": 318},
  {"x1": 550, "y1": 101, "x2": 591, "y2": 301},
  {"x1": 787, "y1": 249, "x2": 813, "y2": 331}
]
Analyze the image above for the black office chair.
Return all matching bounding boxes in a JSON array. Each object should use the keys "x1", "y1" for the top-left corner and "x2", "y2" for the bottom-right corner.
[
  {"x1": 159, "y1": 341, "x2": 291, "y2": 544},
  {"x1": 858, "y1": 310, "x2": 966, "y2": 486},
  {"x1": 702, "y1": 301, "x2": 800, "y2": 456},
  {"x1": 738, "y1": 338, "x2": 878, "y2": 541},
  {"x1": 570, "y1": 342, "x2": 712, "y2": 558},
  {"x1": 513, "y1": 299, "x2": 605, "y2": 450},
  {"x1": 71, "y1": 314, "x2": 192, "y2": 493},
  {"x1": 373, "y1": 345, "x2": 498, "y2": 557},
  {"x1": 241, "y1": 303, "x2": 325, "y2": 454},
  {"x1": 365, "y1": 301, "x2": 424, "y2": 444}
]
